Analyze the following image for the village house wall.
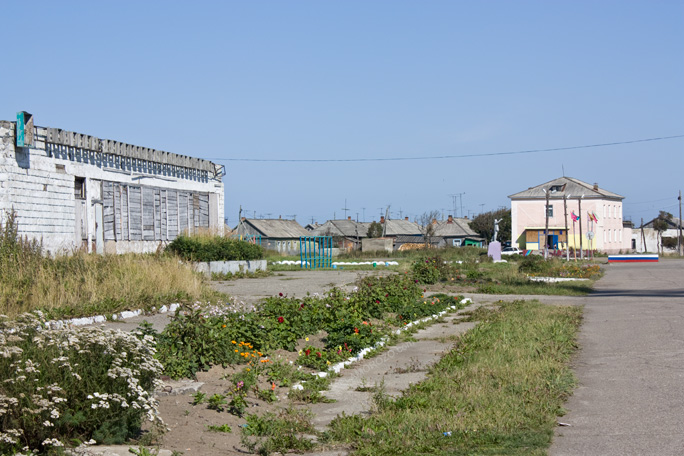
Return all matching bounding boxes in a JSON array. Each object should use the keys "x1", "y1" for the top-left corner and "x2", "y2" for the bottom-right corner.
[
  {"x1": 512, "y1": 198, "x2": 631, "y2": 254},
  {"x1": 0, "y1": 119, "x2": 224, "y2": 254}
]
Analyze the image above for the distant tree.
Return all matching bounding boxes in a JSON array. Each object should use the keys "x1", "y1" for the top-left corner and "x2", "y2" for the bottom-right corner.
[
  {"x1": 470, "y1": 209, "x2": 511, "y2": 243},
  {"x1": 367, "y1": 221, "x2": 383, "y2": 238},
  {"x1": 417, "y1": 210, "x2": 441, "y2": 247},
  {"x1": 652, "y1": 211, "x2": 673, "y2": 254}
]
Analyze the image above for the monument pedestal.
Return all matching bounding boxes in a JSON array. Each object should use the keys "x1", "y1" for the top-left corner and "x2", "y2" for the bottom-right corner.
[{"x1": 488, "y1": 241, "x2": 502, "y2": 261}]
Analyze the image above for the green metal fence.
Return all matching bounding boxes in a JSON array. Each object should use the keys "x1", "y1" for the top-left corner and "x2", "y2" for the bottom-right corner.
[{"x1": 300, "y1": 236, "x2": 332, "y2": 269}]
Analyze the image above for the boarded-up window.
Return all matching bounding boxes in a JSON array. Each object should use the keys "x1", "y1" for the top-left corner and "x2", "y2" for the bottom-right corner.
[
  {"x1": 129, "y1": 186, "x2": 142, "y2": 240},
  {"x1": 103, "y1": 181, "x2": 210, "y2": 242}
]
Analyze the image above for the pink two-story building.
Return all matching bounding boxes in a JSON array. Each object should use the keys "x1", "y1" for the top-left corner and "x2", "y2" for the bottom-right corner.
[{"x1": 509, "y1": 177, "x2": 632, "y2": 254}]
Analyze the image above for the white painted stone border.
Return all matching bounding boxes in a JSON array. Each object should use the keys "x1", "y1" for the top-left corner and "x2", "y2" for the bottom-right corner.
[
  {"x1": 271, "y1": 260, "x2": 400, "y2": 267},
  {"x1": 43, "y1": 304, "x2": 181, "y2": 330},
  {"x1": 528, "y1": 277, "x2": 589, "y2": 282},
  {"x1": 291, "y1": 297, "x2": 473, "y2": 390}
]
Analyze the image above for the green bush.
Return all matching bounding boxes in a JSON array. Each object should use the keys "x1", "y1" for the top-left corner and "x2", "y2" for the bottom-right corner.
[
  {"x1": 0, "y1": 312, "x2": 162, "y2": 454},
  {"x1": 350, "y1": 274, "x2": 421, "y2": 319},
  {"x1": 517, "y1": 255, "x2": 554, "y2": 275},
  {"x1": 166, "y1": 235, "x2": 263, "y2": 262},
  {"x1": 411, "y1": 256, "x2": 454, "y2": 284},
  {"x1": 395, "y1": 294, "x2": 460, "y2": 323},
  {"x1": 325, "y1": 317, "x2": 381, "y2": 355}
]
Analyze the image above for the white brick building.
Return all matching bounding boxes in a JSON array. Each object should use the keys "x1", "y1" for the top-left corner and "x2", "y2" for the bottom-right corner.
[{"x1": 0, "y1": 113, "x2": 224, "y2": 254}]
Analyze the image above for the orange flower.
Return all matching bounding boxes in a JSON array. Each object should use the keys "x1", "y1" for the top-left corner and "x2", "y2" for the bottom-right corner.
[
  {"x1": 271, "y1": 382, "x2": 276, "y2": 391},
  {"x1": 354, "y1": 327, "x2": 359, "y2": 334}
]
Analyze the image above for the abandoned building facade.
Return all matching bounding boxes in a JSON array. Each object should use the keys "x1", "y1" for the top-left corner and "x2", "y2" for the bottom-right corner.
[{"x1": 0, "y1": 113, "x2": 225, "y2": 254}]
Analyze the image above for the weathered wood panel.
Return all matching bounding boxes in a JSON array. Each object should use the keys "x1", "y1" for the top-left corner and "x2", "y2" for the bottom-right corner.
[
  {"x1": 167, "y1": 190, "x2": 178, "y2": 239},
  {"x1": 178, "y1": 192, "x2": 188, "y2": 234},
  {"x1": 142, "y1": 187, "x2": 155, "y2": 241},
  {"x1": 103, "y1": 181, "x2": 115, "y2": 240},
  {"x1": 129, "y1": 186, "x2": 142, "y2": 240},
  {"x1": 199, "y1": 193, "x2": 209, "y2": 228},
  {"x1": 161, "y1": 190, "x2": 168, "y2": 241}
]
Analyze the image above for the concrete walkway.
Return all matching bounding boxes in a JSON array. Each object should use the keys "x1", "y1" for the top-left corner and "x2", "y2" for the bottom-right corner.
[
  {"x1": 306, "y1": 303, "x2": 480, "y2": 432},
  {"x1": 550, "y1": 259, "x2": 684, "y2": 456}
]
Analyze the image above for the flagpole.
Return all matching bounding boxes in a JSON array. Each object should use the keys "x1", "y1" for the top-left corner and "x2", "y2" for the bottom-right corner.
[{"x1": 572, "y1": 218, "x2": 577, "y2": 261}]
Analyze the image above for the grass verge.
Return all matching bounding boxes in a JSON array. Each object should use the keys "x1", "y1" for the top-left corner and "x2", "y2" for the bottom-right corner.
[{"x1": 326, "y1": 300, "x2": 583, "y2": 455}]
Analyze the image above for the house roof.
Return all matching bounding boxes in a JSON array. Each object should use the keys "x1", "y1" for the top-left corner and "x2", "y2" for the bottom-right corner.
[
  {"x1": 433, "y1": 217, "x2": 482, "y2": 238},
  {"x1": 311, "y1": 219, "x2": 370, "y2": 238},
  {"x1": 508, "y1": 177, "x2": 624, "y2": 200},
  {"x1": 383, "y1": 219, "x2": 422, "y2": 236},
  {"x1": 394, "y1": 235, "x2": 444, "y2": 244},
  {"x1": 643, "y1": 216, "x2": 682, "y2": 229},
  {"x1": 238, "y1": 219, "x2": 309, "y2": 238}
]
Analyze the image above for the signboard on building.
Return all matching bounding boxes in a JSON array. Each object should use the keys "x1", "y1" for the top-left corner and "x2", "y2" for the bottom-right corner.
[{"x1": 16, "y1": 111, "x2": 34, "y2": 147}]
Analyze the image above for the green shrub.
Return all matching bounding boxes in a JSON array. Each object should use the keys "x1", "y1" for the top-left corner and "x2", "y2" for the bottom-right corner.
[
  {"x1": 166, "y1": 235, "x2": 263, "y2": 262},
  {"x1": 517, "y1": 255, "x2": 554, "y2": 275},
  {"x1": 411, "y1": 256, "x2": 454, "y2": 284},
  {"x1": 296, "y1": 345, "x2": 347, "y2": 371},
  {"x1": 395, "y1": 294, "x2": 460, "y2": 323},
  {"x1": 0, "y1": 312, "x2": 162, "y2": 454},
  {"x1": 325, "y1": 318, "x2": 381, "y2": 355},
  {"x1": 350, "y1": 274, "x2": 421, "y2": 318}
]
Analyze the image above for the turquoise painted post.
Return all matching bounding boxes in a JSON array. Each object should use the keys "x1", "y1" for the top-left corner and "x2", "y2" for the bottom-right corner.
[{"x1": 16, "y1": 112, "x2": 25, "y2": 147}]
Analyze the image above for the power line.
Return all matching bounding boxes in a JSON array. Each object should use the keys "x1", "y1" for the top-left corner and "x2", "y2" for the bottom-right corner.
[
  {"x1": 209, "y1": 134, "x2": 684, "y2": 163},
  {"x1": 624, "y1": 197, "x2": 677, "y2": 205}
]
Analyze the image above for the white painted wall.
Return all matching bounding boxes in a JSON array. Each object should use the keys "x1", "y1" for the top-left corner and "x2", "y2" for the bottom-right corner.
[{"x1": 0, "y1": 121, "x2": 224, "y2": 254}]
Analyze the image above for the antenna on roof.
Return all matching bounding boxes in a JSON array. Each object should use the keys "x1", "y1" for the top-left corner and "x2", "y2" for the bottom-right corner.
[{"x1": 562, "y1": 164, "x2": 565, "y2": 177}]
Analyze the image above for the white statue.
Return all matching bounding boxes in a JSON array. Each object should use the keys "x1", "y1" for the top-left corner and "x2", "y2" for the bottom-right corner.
[{"x1": 493, "y1": 218, "x2": 502, "y2": 242}]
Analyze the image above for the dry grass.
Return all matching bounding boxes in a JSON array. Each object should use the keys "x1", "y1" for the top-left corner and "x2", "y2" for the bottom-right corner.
[{"x1": 0, "y1": 251, "x2": 221, "y2": 319}]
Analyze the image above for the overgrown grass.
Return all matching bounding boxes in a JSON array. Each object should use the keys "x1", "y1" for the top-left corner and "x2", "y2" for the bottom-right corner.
[
  {"x1": 0, "y1": 251, "x2": 225, "y2": 319},
  {"x1": 0, "y1": 210, "x2": 228, "y2": 319},
  {"x1": 326, "y1": 300, "x2": 583, "y2": 455}
]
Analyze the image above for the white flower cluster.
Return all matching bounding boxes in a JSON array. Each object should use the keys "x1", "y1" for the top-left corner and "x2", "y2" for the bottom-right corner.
[{"x1": 0, "y1": 311, "x2": 164, "y2": 453}]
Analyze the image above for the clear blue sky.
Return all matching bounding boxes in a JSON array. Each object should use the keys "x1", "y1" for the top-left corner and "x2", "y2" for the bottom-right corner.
[{"x1": 3, "y1": 1, "x2": 683, "y2": 226}]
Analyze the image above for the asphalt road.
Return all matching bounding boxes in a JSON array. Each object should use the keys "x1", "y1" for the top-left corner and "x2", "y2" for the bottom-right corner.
[{"x1": 550, "y1": 259, "x2": 684, "y2": 456}]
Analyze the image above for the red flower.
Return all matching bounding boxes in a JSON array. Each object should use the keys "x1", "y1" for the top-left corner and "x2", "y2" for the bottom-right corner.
[
  {"x1": 316, "y1": 352, "x2": 322, "y2": 358},
  {"x1": 375, "y1": 300, "x2": 380, "y2": 304},
  {"x1": 279, "y1": 292, "x2": 283, "y2": 297},
  {"x1": 354, "y1": 327, "x2": 359, "y2": 334},
  {"x1": 305, "y1": 349, "x2": 311, "y2": 356},
  {"x1": 277, "y1": 316, "x2": 284, "y2": 323},
  {"x1": 385, "y1": 294, "x2": 389, "y2": 297}
]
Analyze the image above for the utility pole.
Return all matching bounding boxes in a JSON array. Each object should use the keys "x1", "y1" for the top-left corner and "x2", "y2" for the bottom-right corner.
[
  {"x1": 451, "y1": 193, "x2": 465, "y2": 217},
  {"x1": 479, "y1": 203, "x2": 485, "y2": 215},
  {"x1": 679, "y1": 190, "x2": 682, "y2": 256},
  {"x1": 563, "y1": 193, "x2": 571, "y2": 262},
  {"x1": 382, "y1": 206, "x2": 390, "y2": 237},
  {"x1": 544, "y1": 189, "x2": 550, "y2": 259},
  {"x1": 342, "y1": 199, "x2": 349, "y2": 219},
  {"x1": 578, "y1": 195, "x2": 584, "y2": 260},
  {"x1": 640, "y1": 218, "x2": 645, "y2": 252}
]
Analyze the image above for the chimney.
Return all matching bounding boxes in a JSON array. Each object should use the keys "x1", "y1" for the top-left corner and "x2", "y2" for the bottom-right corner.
[
  {"x1": 279, "y1": 215, "x2": 282, "y2": 219},
  {"x1": 380, "y1": 216, "x2": 385, "y2": 223},
  {"x1": 405, "y1": 217, "x2": 409, "y2": 221},
  {"x1": 241, "y1": 217, "x2": 246, "y2": 221},
  {"x1": 431, "y1": 219, "x2": 437, "y2": 225},
  {"x1": 348, "y1": 216, "x2": 351, "y2": 220},
  {"x1": 593, "y1": 183, "x2": 599, "y2": 191},
  {"x1": 447, "y1": 215, "x2": 453, "y2": 223},
  {"x1": 464, "y1": 215, "x2": 468, "y2": 220}
]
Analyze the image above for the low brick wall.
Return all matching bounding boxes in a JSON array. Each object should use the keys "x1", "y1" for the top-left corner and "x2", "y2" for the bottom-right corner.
[{"x1": 193, "y1": 260, "x2": 267, "y2": 276}]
